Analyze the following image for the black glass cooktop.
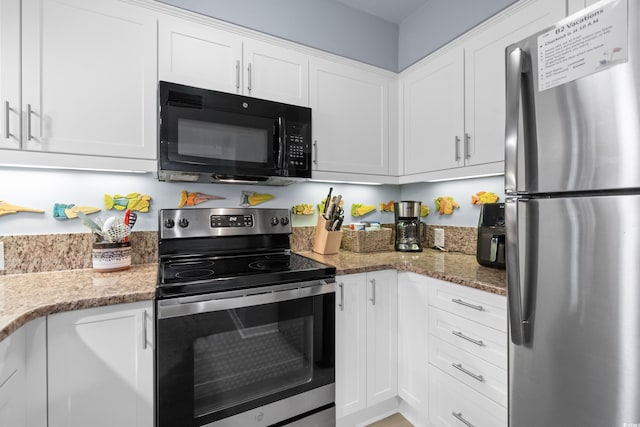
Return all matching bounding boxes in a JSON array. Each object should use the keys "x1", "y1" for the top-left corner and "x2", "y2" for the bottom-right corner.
[{"x1": 157, "y1": 252, "x2": 335, "y2": 299}]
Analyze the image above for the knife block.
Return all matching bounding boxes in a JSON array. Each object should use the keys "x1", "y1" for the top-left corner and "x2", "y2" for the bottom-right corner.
[{"x1": 312, "y1": 216, "x2": 343, "y2": 255}]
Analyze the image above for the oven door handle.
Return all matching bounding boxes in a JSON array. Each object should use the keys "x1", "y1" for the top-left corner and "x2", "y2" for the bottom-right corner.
[{"x1": 157, "y1": 280, "x2": 336, "y2": 319}]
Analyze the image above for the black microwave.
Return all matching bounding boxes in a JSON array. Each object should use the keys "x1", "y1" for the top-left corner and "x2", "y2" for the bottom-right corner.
[{"x1": 158, "y1": 81, "x2": 312, "y2": 185}]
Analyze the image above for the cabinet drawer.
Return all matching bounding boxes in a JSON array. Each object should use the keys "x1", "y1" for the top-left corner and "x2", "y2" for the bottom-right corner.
[
  {"x1": 429, "y1": 308, "x2": 507, "y2": 368},
  {"x1": 428, "y1": 278, "x2": 507, "y2": 332},
  {"x1": 429, "y1": 336, "x2": 507, "y2": 407},
  {"x1": 429, "y1": 365, "x2": 507, "y2": 427},
  {"x1": 0, "y1": 327, "x2": 23, "y2": 387}
]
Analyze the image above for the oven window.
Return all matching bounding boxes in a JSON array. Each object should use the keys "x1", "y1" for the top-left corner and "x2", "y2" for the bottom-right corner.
[
  {"x1": 178, "y1": 118, "x2": 269, "y2": 163},
  {"x1": 193, "y1": 309, "x2": 313, "y2": 417}
]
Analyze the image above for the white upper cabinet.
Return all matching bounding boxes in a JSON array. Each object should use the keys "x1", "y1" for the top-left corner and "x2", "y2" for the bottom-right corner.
[
  {"x1": 463, "y1": 0, "x2": 567, "y2": 168},
  {"x1": 159, "y1": 17, "x2": 309, "y2": 106},
  {"x1": 403, "y1": 48, "x2": 464, "y2": 175},
  {"x1": 0, "y1": 0, "x2": 21, "y2": 150},
  {"x1": 400, "y1": 0, "x2": 566, "y2": 182},
  {"x1": 20, "y1": 0, "x2": 157, "y2": 160},
  {"x1": 310, "y1": 57, "x2": 391, "y2": 177}
]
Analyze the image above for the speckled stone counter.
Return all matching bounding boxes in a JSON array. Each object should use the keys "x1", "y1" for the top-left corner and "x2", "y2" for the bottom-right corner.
[
  {"x1": 0, "y1": 264, "x2": 157, "y2": 342},
  {"x1": 301, "y1": 249, "x2": 506, "y2": 296}
]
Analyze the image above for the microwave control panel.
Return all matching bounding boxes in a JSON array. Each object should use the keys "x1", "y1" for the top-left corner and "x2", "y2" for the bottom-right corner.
[{"x1": 285, "y1": 122, "x2": 310, "y2": 173}]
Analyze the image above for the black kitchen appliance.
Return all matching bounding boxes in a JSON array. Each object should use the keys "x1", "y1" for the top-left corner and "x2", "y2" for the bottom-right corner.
[
  {"x1": 394, "y1": 201, "x2": 426, "y2": 252},
  {"x1": 155, "y1": 208, "x2": 336, "y2": 427},
  {"x1": 476, "y1": 203, "x2": 506, "y2": 269},
  {"x1": 158, "y1": 81, "x2": 312, "y2": 185}
]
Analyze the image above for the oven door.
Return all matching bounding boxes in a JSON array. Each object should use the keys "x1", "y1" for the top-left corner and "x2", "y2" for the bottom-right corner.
[{"x1": 156, "y1": 280, "x2": 335, "y2": 427}]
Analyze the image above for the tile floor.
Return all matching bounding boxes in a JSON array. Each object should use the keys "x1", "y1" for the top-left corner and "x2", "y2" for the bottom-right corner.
[{"x1": 366, "y1": 413, "x2": 413, "y2": 427}]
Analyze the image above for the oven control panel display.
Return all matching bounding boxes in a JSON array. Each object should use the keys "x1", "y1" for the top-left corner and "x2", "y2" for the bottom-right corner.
[{"x1": 210, "y1": 214, "x2": 254, "y2": 228}]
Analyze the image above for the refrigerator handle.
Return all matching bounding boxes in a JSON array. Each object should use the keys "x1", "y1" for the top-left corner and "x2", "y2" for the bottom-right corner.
[
  {"x1": 505, "y1": 47, "x2": 524, "y2": 195},
  {"x1": 505, "y1": 198, "x2": 526, "y2": 345}
]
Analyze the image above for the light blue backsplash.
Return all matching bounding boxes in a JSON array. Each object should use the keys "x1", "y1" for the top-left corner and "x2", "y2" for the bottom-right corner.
[{"x1": 0, "y1": 168, "x2": 503, "y2": 235}]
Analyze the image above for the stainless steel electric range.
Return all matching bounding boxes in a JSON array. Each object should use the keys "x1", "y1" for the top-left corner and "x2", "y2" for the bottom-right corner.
[{"x1": 155, "y1": 207, "x2": 336, "y2": 427}]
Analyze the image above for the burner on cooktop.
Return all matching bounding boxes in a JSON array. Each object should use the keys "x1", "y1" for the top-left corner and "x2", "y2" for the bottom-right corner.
[
  {"x1": 169, "y1": 260, "x2": 215, "y2": 270},
  {"x1": 175, "y1": 269, "x2": 215, "y2": 280},
  {"x1": 248, "y1": 258, "x2": 291, "y2": 271}
]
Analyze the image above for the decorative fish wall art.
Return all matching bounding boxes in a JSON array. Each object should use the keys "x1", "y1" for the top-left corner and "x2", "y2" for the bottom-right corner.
[
  {"x1": 0, "y1": 200, "x2": 45, "y2": 217},
  {"x1": 53, "y1": 203, "x2": 100, "y2": 220},
  {"x1": 178, "y1": 190, "x2": 225, "y2": 208},
  {"x1": 104, "y1": 193, "x2": 151, "y2": 212}
]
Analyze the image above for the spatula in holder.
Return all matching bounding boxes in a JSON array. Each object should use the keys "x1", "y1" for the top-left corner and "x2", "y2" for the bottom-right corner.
[{"x1": 313, "y1": 216, "x2": 343, "y2": 254}]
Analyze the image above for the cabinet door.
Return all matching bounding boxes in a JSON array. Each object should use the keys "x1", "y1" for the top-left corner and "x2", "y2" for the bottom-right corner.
[
  {"x1": 0, "y1": 0, "x2": 20, "y2": 149},
  {"x1": 0, "y1": 318, "x2": 46, "y2": 427},
  {"x1": 366, "y1": 270, "x2": 398, "y2": 406},
  {"x1": 244, "y1": 39, "x2": 309, "y2": 106},
  {"x1": 159, "y1": 17, "x2": 243, "y2": 94},
  {"x1": 464, "y1": 0, "x2": 566, "y2": 166},
  {"x1": 310, "y1": 57, "x2": 389, "y2": 175},
  {"x1": 21, "y1": 0, "x2": 157, "y2": 159},
  {"x1": 335, "y1": 274, "x2": 367, "y2": 418},
  {"x1": 48, "y1": 301, "x2": 153, "y2": 427},
  {"x1": 403, "y1": 48, "x2": 464, "y2": 175},
  {"x1": 397, "y1": 273, "x2": 429, "y2": 421}
]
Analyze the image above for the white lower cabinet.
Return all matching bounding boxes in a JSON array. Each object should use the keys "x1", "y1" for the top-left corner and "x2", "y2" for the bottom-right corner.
[
  {"x1": 426, "y1": 277, "x2": 507, "y2": 427},
  {"x1": 0, "y1": 318, "x2": 47, "y2": 427},
  {"x1": 335, "y1": 270, "x2": 398, "y2": 421},
  {"x1": 47, "y1": 301, "x2": 154, "y2": 427},
  {"x1": 397, "y1": 272, "x2": 429, "y2": 426}
]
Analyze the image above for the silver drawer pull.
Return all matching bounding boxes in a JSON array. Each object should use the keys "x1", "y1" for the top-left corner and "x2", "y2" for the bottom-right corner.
[
  {"x1": 452, "y1": 412, "x2": 475, "y2": 427},
  {"x1": 452, "y1": 363, "x2": 484, "y2": 382},
  {"x1": 338, "y1": 283, "x2": 344, "y2": 311},
  {"x1": 451, "y1": 298, "x2": 484, "y2": 311},
  {"x1": 452, "y1": 330, "x2": 484, "y2": 347},
  {"x1": 3, "y1": 101, "x2": 9, "y2": 139}
]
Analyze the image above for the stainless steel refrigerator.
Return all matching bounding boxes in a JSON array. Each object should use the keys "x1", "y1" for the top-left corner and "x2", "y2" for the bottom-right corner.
[{"x1": 505, "y1": 0, "x2": 640, "y2": 425}]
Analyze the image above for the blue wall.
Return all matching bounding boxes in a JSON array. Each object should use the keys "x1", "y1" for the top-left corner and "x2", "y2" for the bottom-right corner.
[{"x1": 157, "y1": 0, "x2": 517, "y2": 72}]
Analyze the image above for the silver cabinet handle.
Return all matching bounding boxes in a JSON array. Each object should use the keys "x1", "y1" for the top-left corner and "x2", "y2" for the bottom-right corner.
[
  {"x1": 247, "y1": 63, "x2": 252, "y2": 92},
  {"x1": 452, "y1": 363, "x2": 484, "y2": 382},
  {"x1": 313, "y1": 140, "x2": 318, "y2": 165},
  {"x1": 26, "y1": 103, "x2": 33, "y2": 141},
  {"x1": 338, "y1": 283, "x2": 344, "y2": 311},
  {"x1": 464, "y1": 132, "x2": 471, "y2": 160},
  {"x1": 3, "y1": 101, "x2": 9, "y2": 139},
  {"x1": 452, "y1": 412, "x2": 475, "y2": 427},
  {"x1": 455, "y1": 135, "x2": 461, "y2": 161},
  {"x1": 452, "y1": 330, "x2": 484, "y2": 347},
  {"x1": 451, "y1": 298, "x2": 483, "y2": 311},
  {"x1": 369, "y1": 278, "x2": 376, "y2": 305},
  {"x1": 141, "y1": 310, "x2": 148, "y2": 350},
  {"x1": 235, "y1": 60, "x2": 240, "y2": 90}
]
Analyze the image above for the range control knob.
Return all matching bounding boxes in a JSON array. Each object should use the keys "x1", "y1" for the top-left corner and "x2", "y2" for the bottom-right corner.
[
  {"x1": 280, "y1": 217, "x2": 289, "y2": 225},
  {"x1": 164, "y1": 218, "x2": 175, "y2": 229},
  {"x1": 178, "y1": 218, "x2": 189, "y2": 228},
  {"x1": 270, "y1": 217, "x2": 280, "y2": 226}
]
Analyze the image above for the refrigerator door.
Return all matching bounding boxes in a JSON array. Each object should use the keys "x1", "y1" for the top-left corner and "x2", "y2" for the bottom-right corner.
[
  {"x1": 507, "y1": 195, "x2": 640, "y2": 427},
  {"x1": 505, "y1": 0, "x2": 640, "y2": 195}
]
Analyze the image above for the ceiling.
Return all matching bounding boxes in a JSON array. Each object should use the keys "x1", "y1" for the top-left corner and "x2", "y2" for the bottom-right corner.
[{"x1": 335, "y1": 0, "x2": 430, "y2": 24}]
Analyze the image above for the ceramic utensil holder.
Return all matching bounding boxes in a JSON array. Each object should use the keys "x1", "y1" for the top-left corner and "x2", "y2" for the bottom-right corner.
[
  {"x1": 312, "y1": 216, "x2": 343, "y2": 255},
  {"x1": 92, "y1": 241, "x2": 132, "y2": 272}
]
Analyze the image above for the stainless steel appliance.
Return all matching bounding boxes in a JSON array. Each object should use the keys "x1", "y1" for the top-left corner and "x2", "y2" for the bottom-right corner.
[
  {"x1": 393, "y1": 201, "x2": 426, "y2": 252},
  {"x1": 476, "y1": 203, "x2": 505, "y2": 269},
  {"x1": 158, "y1": 81, "x2": 312, "y2": 185},
  {"x1": 505, "y1": 1, "x2": 640, "y2": 425},
  {"x1": 155, "y1": 208, "x2": 336, "y2": 427}
]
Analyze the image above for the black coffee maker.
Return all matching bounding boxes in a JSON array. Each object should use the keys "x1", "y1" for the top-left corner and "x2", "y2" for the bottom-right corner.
[
  {"x1": 476, "y1": 203, "x2": 506, "y2": 269},
  {"x1": 394, "y1": 201, "x2": 426, "y2": 252}
]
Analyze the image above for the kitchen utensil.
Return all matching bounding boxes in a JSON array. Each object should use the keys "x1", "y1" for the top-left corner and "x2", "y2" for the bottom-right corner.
[
  {"x1": 323, "y1": 187, "x2": 333, "y2": 218},
  {"x1": 128, "y1": 212, "x2": 137, "y2": 230},
  {"x1": 77, "y1": 212, "x2": 105, "y2": 241},
  {"x1": 105, "y1": 222, "x2": 131, "y2": 243}
]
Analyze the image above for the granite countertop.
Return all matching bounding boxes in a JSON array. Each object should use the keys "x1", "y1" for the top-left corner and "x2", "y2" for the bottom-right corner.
[
  {"x1": 301, "y1": 248, "x2": 506, "y2": 296},
  {"x1": 0, "y1": 264, "x2": 157, "y2": 342},
  {"x1": 0, "y1": 249, "x2": 505, "y2": 343}
]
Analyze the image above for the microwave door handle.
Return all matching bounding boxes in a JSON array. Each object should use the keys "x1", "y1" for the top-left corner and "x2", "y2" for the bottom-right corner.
[{"x1": 277, "y1": 116, "x2": 286, "y2": 169}]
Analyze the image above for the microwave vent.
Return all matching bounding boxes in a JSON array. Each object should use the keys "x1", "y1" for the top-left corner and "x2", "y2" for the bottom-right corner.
[{"x1": 166, "y1": 90, "x2": 203, "y2": 109}]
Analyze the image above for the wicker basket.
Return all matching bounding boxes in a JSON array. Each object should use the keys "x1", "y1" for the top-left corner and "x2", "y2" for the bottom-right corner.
[{"x1": 341, "y1": 228, "x2": 393, "y2": 253}]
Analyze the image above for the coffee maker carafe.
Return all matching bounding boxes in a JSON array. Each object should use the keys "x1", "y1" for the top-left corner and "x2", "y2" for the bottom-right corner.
[{"x1": 394, "y1": 201, "x2": 426, "y2": 252}]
